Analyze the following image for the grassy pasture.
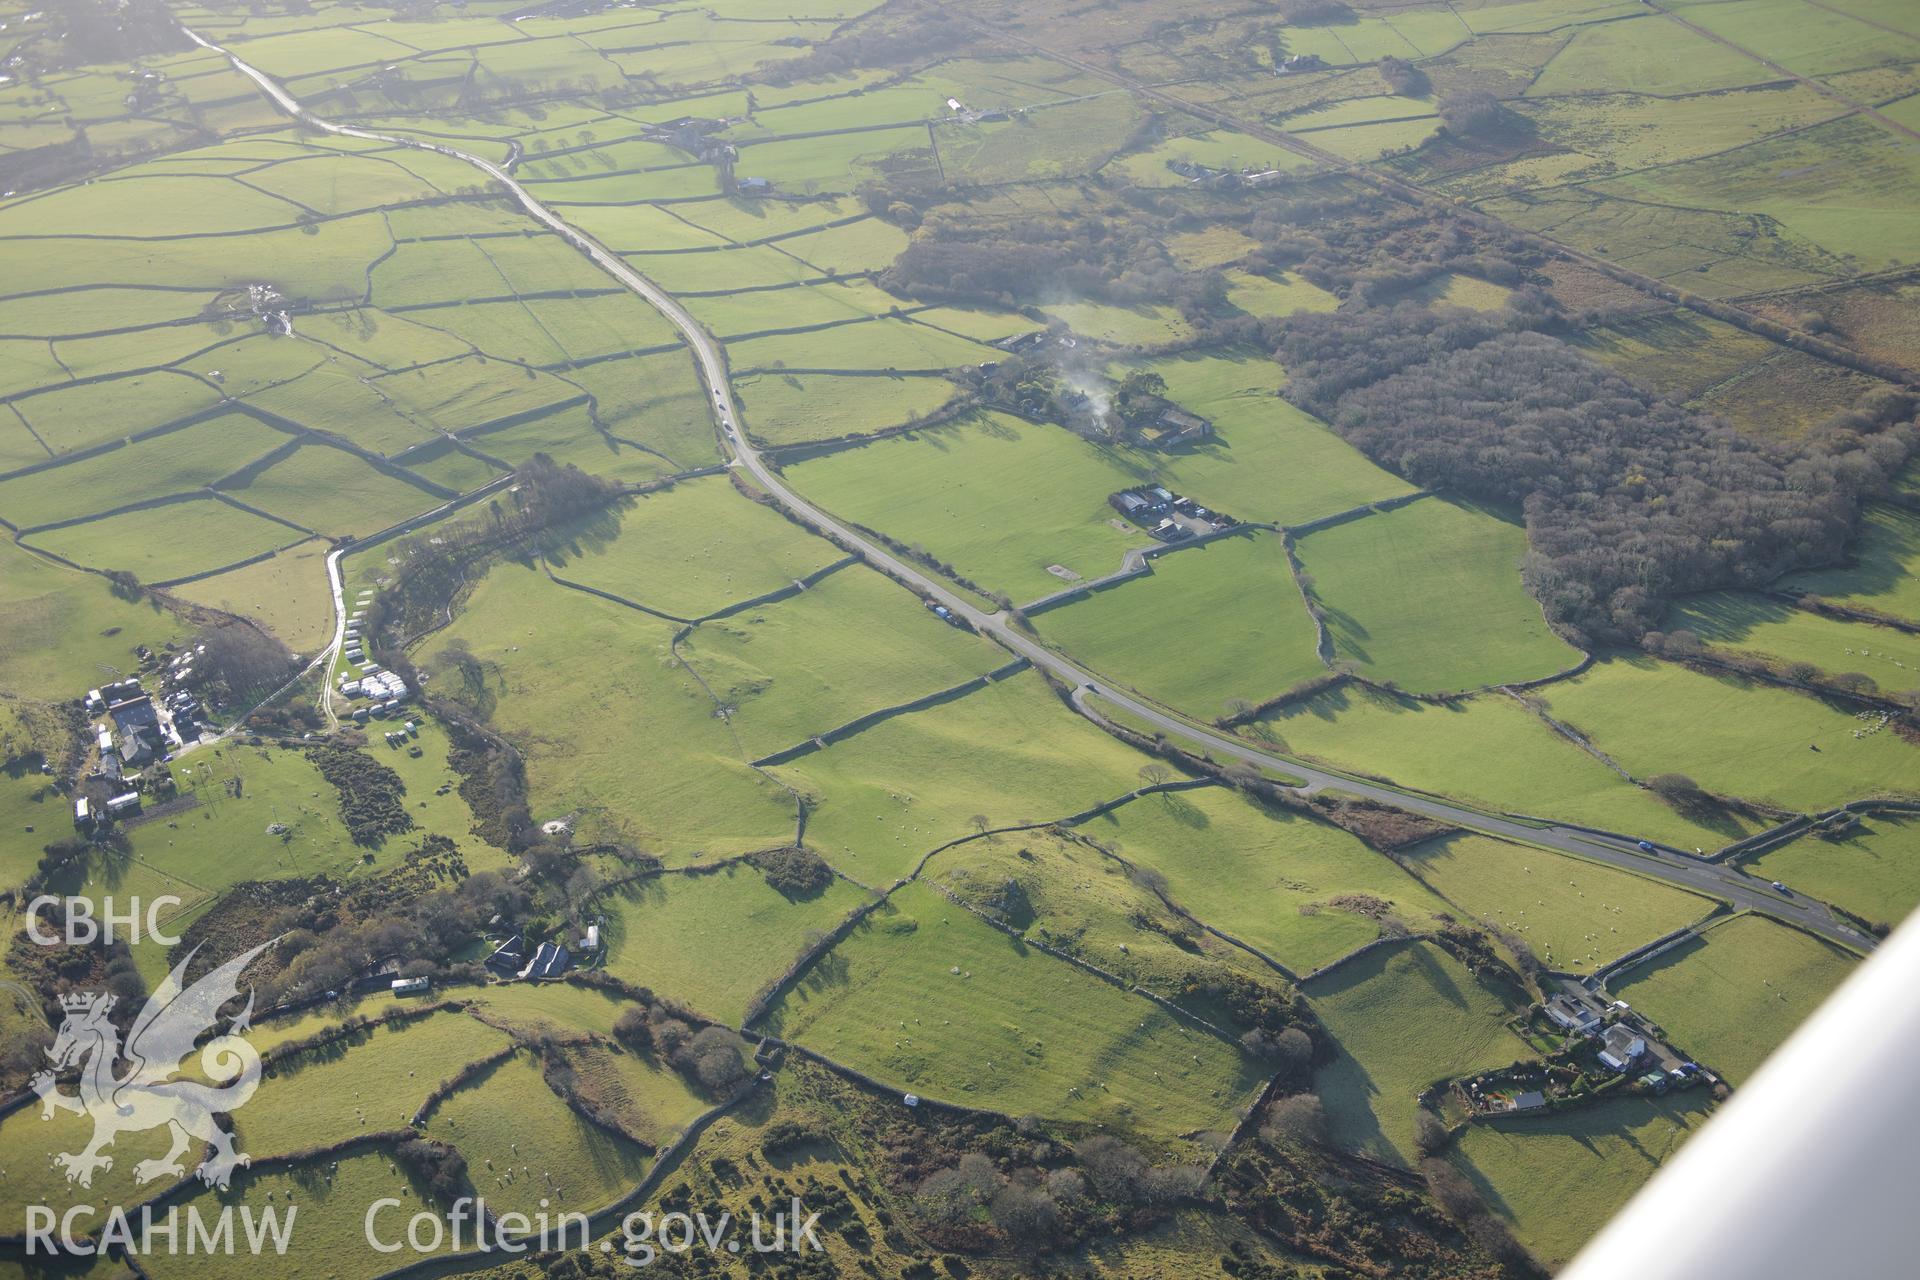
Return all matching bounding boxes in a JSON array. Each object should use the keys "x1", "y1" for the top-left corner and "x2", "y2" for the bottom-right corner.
[
  {"x1": 1525, "y1": 14, "x2": 1769, "y2": 95},
  {"x1": 622, "y1": 243, "x2": 820, "y2": 293},
  {"x1": 925, "y1": 825, "x2": 1280, "y2": 1000},
  {"x1": 1039, "y1": 300, "x2": 1193, "y2": 347},
  {"x1": 788, "y1": 411, "x2": 1156, "y2": 599},
  {"x1": 142, "y1": 1152, "x2": 453, "y2": 1280},
  {"x1": 734, "y1": 370, "x2": 960, "y2": 445},
  {"x1": 1, "y1": 770, "x2": 67, "y2": 891},
  {"x1": 727, "y1": 318, "x2": 993, "y2": 372},
  {"x1": 1164, "y1": 226, "x2": 1259, "y2": 269},
  {"x1": 1745, "y1": 811, "x2": 1920, "y2": 931},
  {"x1": 908, "y1": 304, "x2": 1046, "y2": 343},
  {"x1": 0, "y1": 413, "x2": 288, "y2": 530},
  {"x1": 1454, "y1": 1096, "x2": 1713, "y2": 1269},
  {"x1": 668, "y1": 194, "x2": 857, "y2": 242},
  {"x1": 765, "y1": 883, "x2": 1262, "y2": 1136},
  {"x1": 563, "y1": 349, "x2": 719, "y2": 470},
  {"x1": 1782, "y1": 504, "x2": 1920, "y2": 626},
  {"x1": 1120, "y1": 350, "x2": 1417, "y2": 524},
  {"x1": 539, "y1": 475, "x2": 840, "y2": 620},
  {"x1": 107, "y1": 741, "x2": 403, "y2": 899},
  {"x1": 1101, "y1": 785, "x2": 1453, "y2": 974},
  {"x1": 372, "y1": 234, "x2": 614, "y2": 308},
  {"x1": 1670, "y1": 0, "x2": 1920, "y2": 76},
  {"x1": 14, "y1": 372, "x2": 226, "y2": 458},
  {"x1": 0, "y1": 538, "x2": 188, "y2": 695},
  {"x1": 1665, "y1": 592, "x2": 1920, "y2": 682},
  {"x1": 1306, "y1": 940, "x2": 1531, "y2": 1164},
  {"x1": 1410, "y1": 272, "x2": 1514, "y2": 311},
  {"x1": 459, "y1": 406, "x2": 669, "y2": 486},
  {"x1": 557, "y1": 200, "x2": 732, "y2": 252},
  {"x1": 0, "y1": 1098, "x2": 183, "y2": 1237},
  {"x1": 2, "y1": 210, "x2": 391, "y2": 301},
  {"x1": 25, "y1": 498, "x2": 302, "y2": 583},
  {"x1": 1611, "y1": 914, "x2": 1856, "y2": 1083},
  {"x1": 1596, "y1": 114, "x2": 1920, "y2": 273},
  {"x1": 734, "y1": 126, "x2": 934, "y2": 192},
  {"x1": 1296, "y1": 498, "x2": 1584, "y2": 692},
  {"x1": 0, "y1": 173, "x2": 307, "y2": 237},
  {"x1": 687, "y1": 279, "x2": 900, "y2": 334},
  {"x1": 1037, "y1": 531, "x2": 1326, "y2": 717},
  {"x1": 600, "y1": 862, "x2": 873, "y2": 1023},
  {"x1": 1257, "y1": 684, "x2": 1764, "y2": 851},
  {"x1": 1222, "y1": 269, "x2": 1338, "y2": 318},
  {"x1": 221, "y1": 446, "x2": 445, "y2": 539},
  {"x1": 421, "y1": 560, "x2": 797, "y2": 857},
  {"x1": 771, "y1": 669, "x2": 1155, "y2": 885},
  {"x1": 370, "y1": 355, "x2": 582, "y2": 434},
  {"x1": 175, "y1": 538, "x2": 336, "y2": 652},
  {"x1": 241, "y1": 1011, "x2": 514, "y2": 1156},
  {"x1": 777, "y1": 217, "x2": 912, "y2": 274},
  {"x1": 1399, "y1": 835, "x2": 1714, "y2": 973},
  {"x1": 1535, "y1": 656, "x2": 1919, "y2": 813},
  {"x1": 1107, "y1": 129, "x2": 1307, "y2": 186},
  {"x1": 680, "y1": 564, "x2": 1003, "y2": 757},
  {"x1": 428, "y1": 1052, "x2": 652, "y2": 1218}
]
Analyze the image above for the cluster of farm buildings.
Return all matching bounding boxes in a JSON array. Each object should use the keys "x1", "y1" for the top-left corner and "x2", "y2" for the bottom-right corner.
[{"x1": 1109, "y1": 485, "x2": 1240, "y2": 542}]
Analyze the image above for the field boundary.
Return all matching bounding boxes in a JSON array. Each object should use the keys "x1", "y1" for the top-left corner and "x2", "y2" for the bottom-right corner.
[{"x1": 748, "y1": 656, "x2": 1030, "y2": 766}]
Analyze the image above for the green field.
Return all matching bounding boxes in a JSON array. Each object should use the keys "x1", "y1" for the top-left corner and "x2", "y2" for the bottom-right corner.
[
  {"x1": 789, "y1": 412, "x2": 1152, "y2": 599},
  {"x1": 1038, "y1": 300, "x2": 1193, "y2": 347},
  {"x1": 772, "y1": 669, "x2": 1155, "y2": 885},
  {"x1": 727, "y1": 318, "x2": 993, "y2": 372},
  {"x1": 1664, "y1": 591, "x2": 1920, "y2": 682},
  {"x1": 143, "y1": 1151, "x2": 452, "y2": 1280},
  {"x1": 1611, "y1": 914, "x2": 1856, "y2": 1083},
  {"x1": 1222, "y1": 269, "x2": 1338, "y2": 319},
  {"x1": 428, "y1": 1051, "x2": 651, "y2": 1218},
  {"x1": 924, "y1": 825, "x2": 1279, "y2": 1000},
  {"x1": 765, "y1": 882, "x2": 1263, "y2": 1136},
  {"x1": 0, "y1": 537, "x2": 190, "y2": 695},
  {"x1": 0, "y1": 413, "x2": 289, "y2": 530},
  {"x1": 1038, "y1": 532, "x2": 1326, "y2": 718},
  {"x1": 422, "y1": 560, "x2": 797, "y2": 858},
  {"x1": 174, "y1": 538, "x2": 336, "y2": 652},
  {"x1": 680, "y1": 563, "x2": 1002, "y2": 757},
  {"x1": 1745, "y1": 810, "x2": 1920, "y2": 931},
  {"x1": 1258, "y1": 683, "x2": 1760, "y2": 852},
  {"x1": 1102, "y1": 785, "x2": 1453, "y2": 973},
  {"x1": 1536, "y1": 656, "x2": 1920, "y2": 813},
  {"x1": 734, "y1": 370, "x2": 961, "y2": 445},
  {"x1": 1782, "y1": 504, "x2": 1920, "y2": 626},
  {"x1": 1399, "y1": 835, "x2": 1714, "y2": 973},
  {"x1": 240, "y1": 1011, "x2": 514, "y2": 1157},
  {"x1": 1296, "y1": 498, "x2": 1585, "y2": 693},
  {"x1": 1120, "y1": 350, "x2": 1417, "y2": 524},
  {"x1": 1107, "y1": 129, "x2": 1308, "y2": 186},
  {"x1": 222, "y1": 445, "x2": 445, "y2": 540},
  {"x1": 539, "y1": 475, "x2": 840, "y2": 620},
  {"x1": 600, "y1": 862, "x2": 873, "y2": 1023},
  {"x1": 1306, "y1": 940, "x2": 1531, "y2": 1164},
  {"x1": 24, "y1": 498, "x2": 302, "y2": 584},
  {"x1": 1454, "y1": 1096, "x2": 1714, "y2": 1269}
]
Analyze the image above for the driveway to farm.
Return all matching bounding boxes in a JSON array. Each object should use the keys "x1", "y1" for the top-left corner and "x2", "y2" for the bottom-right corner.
[{"x1": 187, "y1": 28, "x2": 1874, "y2": 957}]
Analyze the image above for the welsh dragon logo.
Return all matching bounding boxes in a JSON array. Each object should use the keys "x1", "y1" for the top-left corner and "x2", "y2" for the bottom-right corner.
[{"x1": 32, "y1": 939, "x2": 274, "y2": 1191}]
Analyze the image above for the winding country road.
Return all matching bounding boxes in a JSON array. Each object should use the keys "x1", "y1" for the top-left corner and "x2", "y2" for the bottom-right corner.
[{"x1": 185, "y1": 27, "x2": 1876, "y2": 955}]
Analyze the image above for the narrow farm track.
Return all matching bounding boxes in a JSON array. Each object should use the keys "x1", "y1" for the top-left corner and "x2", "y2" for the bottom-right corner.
[{"x1": 183, "y1": 26, "x2": 1879, "y2": 955}]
